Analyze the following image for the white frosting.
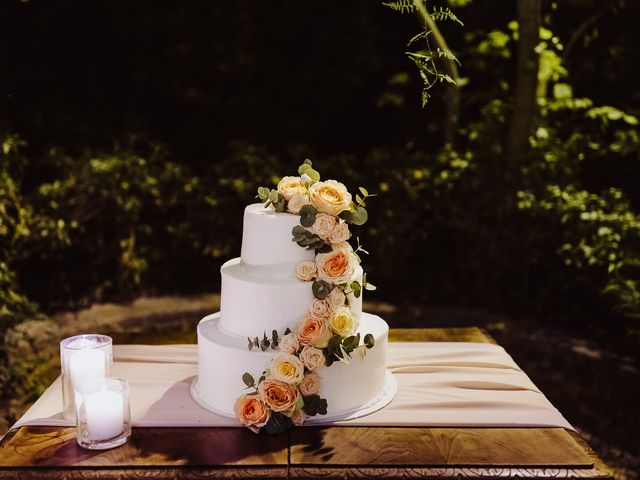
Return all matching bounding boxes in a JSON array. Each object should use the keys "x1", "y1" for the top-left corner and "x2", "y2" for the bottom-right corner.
[
  {"x1": 219, "y1": 259, "x2": 363, "y2": 338},
  {"x1": 241, "y1": 204, "x2": 315, "y2": 266},
  {"x1": 196, "y1": 312, "x2": 388, "y2": 418}
]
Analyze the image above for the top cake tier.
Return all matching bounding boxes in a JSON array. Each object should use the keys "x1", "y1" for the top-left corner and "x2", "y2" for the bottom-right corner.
[{"x1": 241, "y1": 203, "x2": 315, "y2": 267}]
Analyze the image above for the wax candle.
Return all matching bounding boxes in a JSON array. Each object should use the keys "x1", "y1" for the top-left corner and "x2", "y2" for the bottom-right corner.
[
  {"x1": 69, "y1": 349, "x2": 107, "y2": 388},
  {"x1": 85, "y1": 390, "x2": 124, "y2": 440},
  {"x1": 60, "y1": 334, "x2": 113, "y2": 421}
]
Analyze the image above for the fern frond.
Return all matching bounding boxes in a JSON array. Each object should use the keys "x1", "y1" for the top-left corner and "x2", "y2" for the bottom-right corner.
[
  {"x1": 407, "y1": 30, "x2": 430, "y2": 47},
  {"x1": 382, "y1": 0, "x2": 417, "y2": 14},
  {"x1": 436, "y1": 73, "x2": 456, "y2": 84},
  {"x1": 421, "y1": 89, "x2": 430, "y2": 108},
  {"x1": 436, "y1": 47, "x2": 461, "y2": 65},
  {"x1": 431, "y1": 6, "x2": 464, "y2": 26}
]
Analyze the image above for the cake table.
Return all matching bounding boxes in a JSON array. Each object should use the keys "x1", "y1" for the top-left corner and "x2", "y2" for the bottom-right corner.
[{"x1": 0, "y1": 327, "x2": 613, "y2": 480}]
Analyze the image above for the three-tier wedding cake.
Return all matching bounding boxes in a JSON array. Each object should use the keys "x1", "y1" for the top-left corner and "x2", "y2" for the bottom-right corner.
[{"x1": 191, "y1": 161, "x2": 395, "y2": 433}]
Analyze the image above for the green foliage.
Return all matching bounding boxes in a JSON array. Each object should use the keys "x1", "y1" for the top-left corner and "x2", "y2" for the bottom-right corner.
[
  {"x1": 299, "y1": 205, "x2": 317, "y2": 228},
  {"x1": 302, "y1": 394, "x2": 328, "y2": 416},
  {"x1": 292, "y1": 225, "x2": 328, "y2": 251},
  {"x1": 312, "y1": 280, "x2": 332, "y2": 300},
  {"x1": 264, "y1": 411, "x2": 294, "y2": 434},
  {"x1": 384, "y1": 0, "x2": 463, "y2": 108},
  {"x1": 242, "y1": 372, "x2": 255, "y2": 388}
]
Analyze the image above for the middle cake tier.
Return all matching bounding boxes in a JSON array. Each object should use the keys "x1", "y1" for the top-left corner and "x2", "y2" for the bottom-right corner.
[{"x1": 219, "y1": 257, "x2": 363, "y2": 338}]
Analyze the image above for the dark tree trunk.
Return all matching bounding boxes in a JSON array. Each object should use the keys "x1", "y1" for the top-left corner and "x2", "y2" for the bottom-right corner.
[{"x1": 506, "y1": 0, "x2": 541, "y2": 178}]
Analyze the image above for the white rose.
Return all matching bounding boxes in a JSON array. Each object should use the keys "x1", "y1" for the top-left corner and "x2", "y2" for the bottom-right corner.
[
  {"x1": 328, "y1": 306, "x2": 358, "y2": 337},
  {"x1": 300, "y1": 173, "x2": 312, "y2": 185},
  {"x1": 295, "y1": 261, "x2": 317, "y2": 282},
  {"x1": 309, "y1": 298, "x2": 331, "y2": 319},
  {"x1": 315, "y1": 246, "x2": 357, "y2": 285},
  {"x1": 280, "y1": 332, "x2": 300, "y2": 354},
  {"x1": 328, "y1": 222, "x2": 350, "y2": 244},
  {"x1": 299, "y1": 346, "x2": 326, "y2": 371},
  {"x1": 277, "y1": 176, "x2": 307, "y2": 201},
  {"x1": 287, "y1": 193, "x2": 310, "y2": 214},
  {"x1": 309, "y1": 180, "x2": 352, "y2": 216},
  {"x1": 269, "y1": 353, "x2": 305, "y2": 384},
  {"x1": 311, "y1": 213, "x2": 337, "y2": 240},
  {"x1": 328, "y1": 288, "x2": 346, "y2": 310}
]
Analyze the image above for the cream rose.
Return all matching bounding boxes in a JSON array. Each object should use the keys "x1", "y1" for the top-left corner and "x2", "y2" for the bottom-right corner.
[
  {"x1": 297, "y1": 316, "x2": 332, "y2": 349},
  {"x1": 279, "y1": 332, "x2": 300, "y2": 354},
  {"x1": 269, "y1": 353, "x2": 305, "y2": 384},
  {"x1": 328, "y1": 306, "x2": 358, "y2": 337},
  {"x1": 277, "y1": 176, "x2": 307, "y2": 201},
  {"x1": 258, "y1": 379, "x2": 299, "y2": 415},
  {"x1": 299, "y1": 372, "x2": 321, "y2": 396},
  {"x1": 329, "y1": 222, "x2": 351, "y2": 244},
  {"x1": 233, "y1": 395, "x2": 270, "y2": 432},
  {"x1": 309, "y1": 298, "x2": 331, "y2": 319},
  {"x1": 328, "y1": 287, "x2": 346, "y2": 310},
  {"x1": 295, "y1": 261, "x2": 317, "y2": 282},
  {"x1": 299, "y1": 346, "x2": 326, "y2": 371},
  {"x1": 287, "y1": 193, "x2": 310, "y2": 214},
  {"x1": 291, "y1": 408, "x2": 307, "y2": 426},
  {"x1": 315, "y1": 246, "x2": 357, "y2": 284},
  {"x1": 311, "y1": 213, "x2": 336, "y2": 240},
  {"x1": 309, "y1": 180, "x2": 352, "y2": 216}
]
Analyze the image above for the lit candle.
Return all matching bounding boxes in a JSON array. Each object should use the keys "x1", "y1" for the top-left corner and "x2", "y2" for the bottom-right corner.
[
  {"x1": 69, "y1": 349, "x2": 107, "y2": 388},
  {"x1": 85, "y1": 390, "x2": 124, "y2": 440}
]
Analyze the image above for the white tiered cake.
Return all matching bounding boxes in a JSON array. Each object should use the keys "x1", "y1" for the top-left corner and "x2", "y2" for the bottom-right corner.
[{"x1": 192, "y1": 203, "x2": 391, "y2": 420}]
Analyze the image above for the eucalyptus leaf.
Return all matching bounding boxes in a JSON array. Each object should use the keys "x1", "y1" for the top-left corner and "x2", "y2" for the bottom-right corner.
[
  {"x1": 359, "y1": 186, "x2": 369, "y2": 197},
  {"x1": 242, "y1": 372, "x2": 255, "y2": 388},
  {"x1": 312, "y1": 280, "x2": 331, "y2": 300},
  {"x1": 302, "y1": 394, "x2": 328, "y2": 416},
  {"x1": 264, "y1": 412, "x2": 294, "y2": 434},
  {"x1": 350, "y1": 206, "x2": 368, "y2": 226},
  {"x1": 364, "y1": 333, "x2": 376, "y2": 349},
  {"x1": 299, "y1": 204, "x2": 317, "y2": 228}
]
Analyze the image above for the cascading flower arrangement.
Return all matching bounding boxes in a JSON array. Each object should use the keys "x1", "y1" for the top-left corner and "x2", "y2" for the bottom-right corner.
[{"x1": 233, "y1": 160, "x2": 376, "y2": 434}]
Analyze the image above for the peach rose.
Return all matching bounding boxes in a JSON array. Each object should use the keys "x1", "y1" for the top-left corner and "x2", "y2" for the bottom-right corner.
[
  {"x1": 287, "y1": 193, "x2": 310, "y2": 214},
  {"x1": 315, "y1": 246, "x2": 357, "y2": 284},
  {"x1": 299, "y1": 346, "x2": 326, "y2": 371},
  {"x1": 311, "y1": 213, "x2": 336, "y2": 240},
  {"x1": 309, "y1": 298, "x2": 331, "y2": 319},
  {"x1": 258, "y1": 379, "x2": 300, "y2": 415},
  {"x1": 277, "y1": 176, "x2": 307, "y2": 201},
  {"x1": 269, "y1": 353, "x2": 305, "y2": 384},
  {"x1": 291, "y1": 408, "x2": 307, "y2": 426},
  {"x1": 328, "y1": 306, "x2": 358, "y2": 337},
  {"x1": 309, "y1": 180, "x2": 352, "y2": 216},
  {"x1": 329, "y1": 222, "x2": 351, "y2": 244},
  {"x1": 295, "y1": 261, "x2": 317, "y2": 282},
  {"x1": 299, "y1": 372, "x2": 321, "y2": 396},
  {"x1": 297, "y1": 316, "x2": 332, "y2": 349},
  {"x1": 328, "y1": 287, "x2": 346, "y2": 310},
  {"x1": 234, "y1": 395, "x2": 270, "y2": 432},
  {"x1": 279, "y1": 332, "x2": 300, "y2": 354}
]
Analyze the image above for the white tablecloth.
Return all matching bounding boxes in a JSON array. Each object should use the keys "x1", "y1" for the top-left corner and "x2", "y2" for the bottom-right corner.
[{"x1": 13, "y1": 342, "x2": 573, "y2": 430}]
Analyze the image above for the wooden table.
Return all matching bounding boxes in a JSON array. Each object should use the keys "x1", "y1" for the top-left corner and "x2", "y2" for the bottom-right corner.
[{"x1": 0, "y1": 328, "x2": 614, "y2": 479}]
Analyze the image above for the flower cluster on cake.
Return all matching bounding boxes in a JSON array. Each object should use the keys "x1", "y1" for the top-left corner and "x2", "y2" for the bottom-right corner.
[
  {"x1": 233, "y1": 160, "x2": 377, "y2": 433},
  {"x1": 191, "y1": 160, "x2": 392, "y2": 435}
]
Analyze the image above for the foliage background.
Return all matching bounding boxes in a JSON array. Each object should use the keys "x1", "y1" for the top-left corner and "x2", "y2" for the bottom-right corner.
[{"x1": 0, "y1": 0, "x2": 639, "y2": 475}]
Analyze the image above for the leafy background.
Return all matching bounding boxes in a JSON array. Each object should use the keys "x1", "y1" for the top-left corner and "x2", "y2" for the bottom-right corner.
[{"x1": 1, "y1": 0, "x2": 639, "y2": 477}]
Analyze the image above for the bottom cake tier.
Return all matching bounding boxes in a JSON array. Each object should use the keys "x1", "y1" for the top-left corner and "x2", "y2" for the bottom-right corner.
[{"x1": 193, "y1": 312, "x2": 390, "y2": 419}]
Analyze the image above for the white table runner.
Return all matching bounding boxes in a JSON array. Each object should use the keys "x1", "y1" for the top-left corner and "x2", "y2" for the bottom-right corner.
[{"x1": 13, "y1": 342, "x2": 573, "y2": 431}]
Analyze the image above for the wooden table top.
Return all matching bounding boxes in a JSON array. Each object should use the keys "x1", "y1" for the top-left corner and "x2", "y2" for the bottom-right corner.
[{"x1": 0, "y1": 327, "x2": 614, "y2": 480}]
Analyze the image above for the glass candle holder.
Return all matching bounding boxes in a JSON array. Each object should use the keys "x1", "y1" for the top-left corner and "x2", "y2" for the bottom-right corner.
[
  {"x1": 75, "y1": 377, "x2": 131, "y2": 450},
  {"x1": 60, "y1": 334, "x2": 113, "y2": 421}
]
